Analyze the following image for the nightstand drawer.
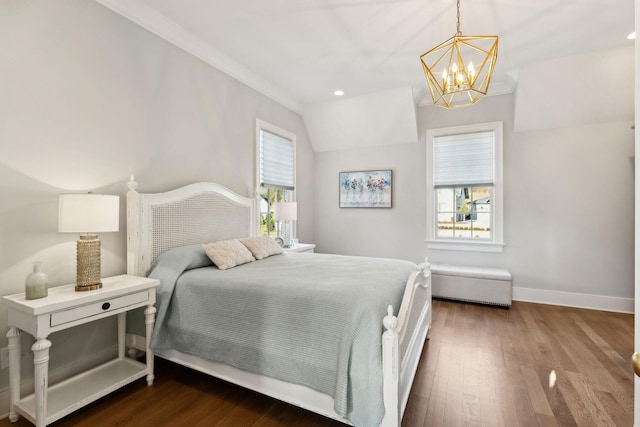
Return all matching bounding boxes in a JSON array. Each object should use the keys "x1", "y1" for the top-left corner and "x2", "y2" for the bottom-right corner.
[{"x1": 50, "y1": 291, "x2": 149, "y2": 327}]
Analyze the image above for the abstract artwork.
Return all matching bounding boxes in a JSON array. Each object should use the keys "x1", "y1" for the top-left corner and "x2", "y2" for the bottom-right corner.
[{"x1": 339, "y1": 170, "x2": 392, "y2": 208}]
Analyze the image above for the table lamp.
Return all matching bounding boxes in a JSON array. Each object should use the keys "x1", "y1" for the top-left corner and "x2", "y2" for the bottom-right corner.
[
  {"x1": 274, "y1": 202, "x2": 297, "y2": 248},
  {"x1": 58, "y1": 193, "x2": 119, "y2": 291}
]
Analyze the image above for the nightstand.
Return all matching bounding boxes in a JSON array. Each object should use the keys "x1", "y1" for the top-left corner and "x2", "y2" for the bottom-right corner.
[
  {"x1": 3, "y1": 275, "x2": 159, "y2": 427},
  {"x1": 283, "y1": 243, "x2": 316, "y2": 253}
]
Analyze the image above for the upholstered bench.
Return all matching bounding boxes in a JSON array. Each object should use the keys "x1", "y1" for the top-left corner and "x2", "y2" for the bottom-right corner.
[{"x1": 430, "y1": 264, "x2": 512, "y2": 308}]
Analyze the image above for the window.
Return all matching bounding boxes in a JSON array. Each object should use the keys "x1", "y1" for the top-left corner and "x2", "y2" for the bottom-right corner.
[
  {"x1": 256, "y1": 119, "x2": 296, "y2": 238},
  {"x1": 426, "y1": 122, "x2": 503, "y2": 252}
]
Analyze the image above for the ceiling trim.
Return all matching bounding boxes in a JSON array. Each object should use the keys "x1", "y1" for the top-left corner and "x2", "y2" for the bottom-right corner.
[{"x1": 94, "y1": 0, "x2": 303, "y2": 114}]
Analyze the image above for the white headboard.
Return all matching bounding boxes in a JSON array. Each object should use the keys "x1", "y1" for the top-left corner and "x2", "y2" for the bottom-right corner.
[{"x1": 126, "y1": 176, "x2": 258, "y2": 276}]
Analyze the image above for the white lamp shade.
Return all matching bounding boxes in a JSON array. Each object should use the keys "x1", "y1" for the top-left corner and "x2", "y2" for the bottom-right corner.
[
  {"x1": 274, "y1": 202, "x2": 297, "y2": 221},
  {"x1": 58, "y1": 194, "x2": 120, "y2": 233}
]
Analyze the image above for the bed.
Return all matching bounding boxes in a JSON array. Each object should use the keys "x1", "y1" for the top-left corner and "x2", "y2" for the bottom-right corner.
[{"x1": 125, "y1": 176, "x2": 432, "y2": 427}]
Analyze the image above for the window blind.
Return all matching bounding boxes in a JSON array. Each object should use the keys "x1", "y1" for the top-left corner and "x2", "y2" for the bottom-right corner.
[
  {"x1": 260, "y1": 129, "x2": 295, "y2": 190},
  {"x1": 433, "y1": 131, "x2": 494, "y2": 187}
]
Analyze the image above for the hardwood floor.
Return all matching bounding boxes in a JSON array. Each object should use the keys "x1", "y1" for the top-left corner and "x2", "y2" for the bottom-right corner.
[
  {"x1": 0, "y1": 299, "x2": 633, "y2": 426},
  {"x1": 405, "y1": 300, "x2": 633, "y2": 427}
]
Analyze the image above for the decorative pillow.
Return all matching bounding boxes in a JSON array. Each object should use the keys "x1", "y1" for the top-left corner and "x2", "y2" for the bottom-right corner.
[
  {"x1": 239, "y1": 236, "x2": 283, "y2": 260},
  {"x1": 202, "y1": 239, "x2": 255, "y2": 270}
]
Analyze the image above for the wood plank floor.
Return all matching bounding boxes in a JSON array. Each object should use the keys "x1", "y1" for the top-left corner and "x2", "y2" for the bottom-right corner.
[{"x1": 0, "y1": 299, "x2": 633, "y2": 427}]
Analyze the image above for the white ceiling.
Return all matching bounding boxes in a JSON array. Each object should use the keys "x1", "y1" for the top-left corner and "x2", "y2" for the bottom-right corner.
[{"x1": 97, "y1": 0, "x2": 634, "y2": 113}]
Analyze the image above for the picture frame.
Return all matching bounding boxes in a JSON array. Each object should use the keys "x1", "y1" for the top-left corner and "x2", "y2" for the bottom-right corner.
[{"x1": 339, "y1": 170, "x2": 392, "y2": 208}]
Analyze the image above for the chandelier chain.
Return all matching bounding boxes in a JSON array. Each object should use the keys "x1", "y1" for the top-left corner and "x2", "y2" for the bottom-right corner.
[{"x1": 456, "y1": 0, "x2": 462, "y2": 36}]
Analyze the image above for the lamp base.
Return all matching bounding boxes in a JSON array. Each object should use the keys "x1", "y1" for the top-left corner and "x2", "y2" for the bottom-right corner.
[
  {"x1": 75, "y1": 282, "x2": 102, "y2": 292},
  {"x1": 76, "y1": 234, "x2": 103, "y2": 292}
]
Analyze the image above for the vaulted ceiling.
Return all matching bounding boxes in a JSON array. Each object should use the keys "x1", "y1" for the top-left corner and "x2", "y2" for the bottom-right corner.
[{"x1": 97, "y1": 0, "x2": 634, "y2": 113}]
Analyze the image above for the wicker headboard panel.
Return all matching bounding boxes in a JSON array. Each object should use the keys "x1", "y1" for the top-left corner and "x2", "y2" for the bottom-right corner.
[{"x1": 126, "y1": 177, "x2": 258, "y2": 276}]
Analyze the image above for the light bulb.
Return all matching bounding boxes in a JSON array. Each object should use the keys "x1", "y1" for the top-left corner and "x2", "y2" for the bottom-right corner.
[{"x1": 467, "y1": 62, "x2": 476, "y2": 85}]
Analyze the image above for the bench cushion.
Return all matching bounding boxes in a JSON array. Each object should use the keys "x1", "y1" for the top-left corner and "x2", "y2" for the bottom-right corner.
[{"x1": 430, "y1": 264, "x2": 512, "y2": 281}]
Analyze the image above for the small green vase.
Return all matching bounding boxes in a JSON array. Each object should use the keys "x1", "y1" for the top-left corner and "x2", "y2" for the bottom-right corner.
[{"x1": 26, "y1": 261, "x2": 48, "y2": 300}]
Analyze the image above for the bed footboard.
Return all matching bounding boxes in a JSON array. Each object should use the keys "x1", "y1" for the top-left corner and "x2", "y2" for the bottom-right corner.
[{"x1": 381, "y1": 258, "x2": 432, "y2": 427}]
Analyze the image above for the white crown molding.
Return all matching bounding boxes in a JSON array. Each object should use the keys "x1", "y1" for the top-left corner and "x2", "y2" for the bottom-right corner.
[
  {"x1": 94, "y1": 0, "x2": 303, "y2": 114},
  {"x1": 512, "y1": 286, "x2": 634, "y2": 314}
]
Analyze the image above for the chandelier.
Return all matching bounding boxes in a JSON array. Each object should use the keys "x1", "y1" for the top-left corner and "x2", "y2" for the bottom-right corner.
[{"x1": 420, "y1": 0, "x2": 498, "y2": 108}]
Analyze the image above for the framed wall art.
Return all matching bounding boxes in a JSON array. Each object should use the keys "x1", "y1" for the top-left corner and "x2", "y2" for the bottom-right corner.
[{"x1": 339, "y1": 169, "x2": 392, "y2": 208}]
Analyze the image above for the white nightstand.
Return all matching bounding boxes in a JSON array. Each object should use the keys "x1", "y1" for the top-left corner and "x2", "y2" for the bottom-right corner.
[
  {"x1": 283, "y1": 243, "x2": 316, "y2": 253},
  {"x1": 3, "y1": 274, "x2": 159, "y2": 427}
]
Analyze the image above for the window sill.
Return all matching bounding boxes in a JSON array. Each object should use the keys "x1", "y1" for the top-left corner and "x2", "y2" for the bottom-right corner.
[{"x1": 426, "y1": 239, "x2": 504, "y2": 253}]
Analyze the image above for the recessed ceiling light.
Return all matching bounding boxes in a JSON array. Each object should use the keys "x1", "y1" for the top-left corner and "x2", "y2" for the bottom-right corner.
[
  {"x1": 627, "y1": 31, "x2": 636, "y2": 40},
  {"x1": 334, "y1": 90, "x2": 345, "y2": 96}
]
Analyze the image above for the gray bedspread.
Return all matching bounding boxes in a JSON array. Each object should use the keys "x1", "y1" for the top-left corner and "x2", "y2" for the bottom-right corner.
[{"x1": 142, "y1": 244, "x2": 416, "y2": 426}]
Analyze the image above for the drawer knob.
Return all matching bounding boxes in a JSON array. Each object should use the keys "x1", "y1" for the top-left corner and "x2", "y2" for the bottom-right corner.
[{"x1": 101, "y1": 302, "x2": 111, "y2": 310}]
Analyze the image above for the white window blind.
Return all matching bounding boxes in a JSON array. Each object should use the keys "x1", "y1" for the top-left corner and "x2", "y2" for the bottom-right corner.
[
  {"x1": 260, "y1": 129, "x2": 295, "y2": 190},
  {"x1": 433, "y1": 131, "x2": 494, "y2": 187}
]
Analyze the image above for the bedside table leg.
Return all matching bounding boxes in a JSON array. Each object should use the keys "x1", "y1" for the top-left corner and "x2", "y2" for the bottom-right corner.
[
  {"x1": 117, "y1": 312, "x2": 126, "y2": 359},
  {"x1": 144, "y1": 305, "x2": 156, "y2": 386},
  {"x1": 7, "y1": 328, "x2": 21, "y2": 423},
  {"x1": 32, "y1": 338, "x2": 51, "y2": 427}
]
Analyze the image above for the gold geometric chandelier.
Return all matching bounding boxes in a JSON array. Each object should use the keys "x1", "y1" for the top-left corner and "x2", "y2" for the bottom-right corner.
[{"x1": 420, "y1": 0, "x2": 498, "y2": 108}]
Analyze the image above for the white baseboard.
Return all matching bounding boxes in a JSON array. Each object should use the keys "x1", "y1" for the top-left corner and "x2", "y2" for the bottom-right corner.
[
  {"x1": 0, "y1": 345, "x2": 117, "y2": 420},
  {"x1": 513, "y1": 286, "x2": 634, "y2": 314}
]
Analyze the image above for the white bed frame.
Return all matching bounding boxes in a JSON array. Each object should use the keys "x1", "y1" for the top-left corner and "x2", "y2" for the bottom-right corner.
[{"x1": 125, "y1": 176, "x2": 432, "y2": 427}]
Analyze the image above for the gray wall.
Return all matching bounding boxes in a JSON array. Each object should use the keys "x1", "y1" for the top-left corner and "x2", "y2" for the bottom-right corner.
[
  {"x1": 315, "y1": 93, "x2": 635, "y2": 301},
  {"x1": 0, "y1": 0, "x2": 314, "y2": 387}
]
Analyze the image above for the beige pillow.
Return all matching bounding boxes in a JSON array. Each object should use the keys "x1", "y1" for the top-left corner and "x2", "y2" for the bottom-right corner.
[
  {"x1": 202, "y1": 239, "x2": 255, "y2": 270},
  {"x1": 239, "y1": 236, "x2": 283, "y2": 260}
]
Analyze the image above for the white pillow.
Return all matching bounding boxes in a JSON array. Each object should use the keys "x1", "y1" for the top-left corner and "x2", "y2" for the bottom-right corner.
[
  {"x1": 239, "y1": 236, "x2": 283, "y2": 260},
  {"x1": 202, "y1": 239, "x2": 255, "y2": 270}
]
